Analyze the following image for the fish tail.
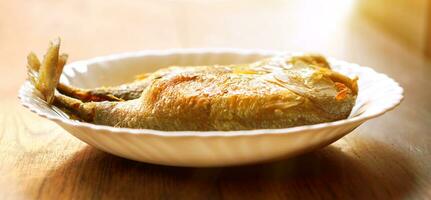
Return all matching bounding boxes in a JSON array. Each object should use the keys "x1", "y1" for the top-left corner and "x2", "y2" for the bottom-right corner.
[{"x1": 26, "y1": 38, "x2": 68, "y2": 104}]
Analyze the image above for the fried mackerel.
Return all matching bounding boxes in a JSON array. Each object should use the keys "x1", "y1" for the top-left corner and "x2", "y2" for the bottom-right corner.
[{"x1": 27, "y1": 39, "x2": 358, "y2": 131}]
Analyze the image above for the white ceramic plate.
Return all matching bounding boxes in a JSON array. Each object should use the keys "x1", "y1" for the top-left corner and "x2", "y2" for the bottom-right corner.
[{"x1": 18, "y1": 49, "x2": 403, "y2": 167}]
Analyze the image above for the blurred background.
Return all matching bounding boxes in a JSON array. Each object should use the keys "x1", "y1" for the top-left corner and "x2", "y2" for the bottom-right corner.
[
  {"x1": 0, "y1": 0, "x2": 429, "y2": 96},
  {"x1": 1, "y1": 0, "x2": 430, "y2": 199}
]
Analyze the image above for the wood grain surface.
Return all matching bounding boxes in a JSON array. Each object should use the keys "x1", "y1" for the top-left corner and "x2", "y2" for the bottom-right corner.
[{"x1": 1, "y1": 0, "x2": 430, "y2": 199}]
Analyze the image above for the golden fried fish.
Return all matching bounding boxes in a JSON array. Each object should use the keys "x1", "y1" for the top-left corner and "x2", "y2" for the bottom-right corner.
[{"x1": 27, "y1": 39, "x2": 358, "y2": 131}]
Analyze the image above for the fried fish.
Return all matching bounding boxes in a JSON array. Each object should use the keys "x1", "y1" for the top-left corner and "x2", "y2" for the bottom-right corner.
[{"x1": 27, "y1": 39, "x2": 358, "y2": 131}]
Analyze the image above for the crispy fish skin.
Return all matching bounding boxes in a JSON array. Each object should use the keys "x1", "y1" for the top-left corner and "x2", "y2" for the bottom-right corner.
[
  {"x1": 91, "y1": 57, "x2": 357, "y2": 131},
  {"x1": 28, "y1": 40, "x2": 358, "y2": 131}
]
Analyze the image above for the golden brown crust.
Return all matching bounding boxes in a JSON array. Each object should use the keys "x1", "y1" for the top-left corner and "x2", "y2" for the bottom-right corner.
[
  {"x1": 89, "y1": 55, "x2": 358, "y2": 131},
  {"x1": 28, "y1": 41, "x2": 357, "y2": 131}
]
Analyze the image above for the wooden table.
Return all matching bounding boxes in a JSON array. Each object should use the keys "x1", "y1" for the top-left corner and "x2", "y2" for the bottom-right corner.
[{"x1": 1, "y1": 0, "x2": 430, "y2": 199}]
